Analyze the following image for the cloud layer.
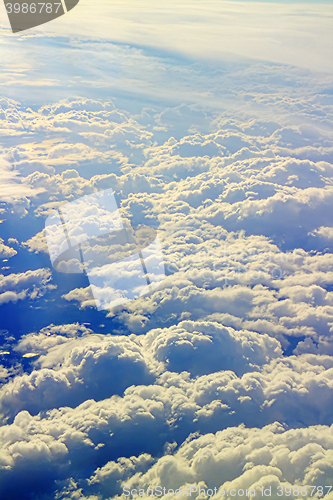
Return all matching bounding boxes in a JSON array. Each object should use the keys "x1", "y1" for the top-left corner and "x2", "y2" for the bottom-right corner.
[{"x1": 0, "y1": 17, "x2": 333, "y2": 496}]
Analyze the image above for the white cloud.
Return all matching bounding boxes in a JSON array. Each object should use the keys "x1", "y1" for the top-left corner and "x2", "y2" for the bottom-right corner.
[
  {"x1": 0, "y1": 155, "x2": 43, "y2": 205},
  {"x1": 15, "y1": 323, "x2": 92, "y2": 355},
  {"x1": 0, "y1": 268, "x2": 54, "y2": 305},
  {"x1": 1, "y1": 359, "x2": 333, "y2": 498},
  {"x1": 83, "y1": 423, "x2": 333, "y2": 500},
  {"x1": 28, "y1": 1, "x2": 333, "y2": 74},
  {"x1": 1, "y1": 327, "x2": 332, "y2": 431},
  {"x1": 142, "y1": 320, "x2": 282, "y2": 377},
  {"x1": 0, "y1": 56, "x2": 332, "y2": 500},
  {"x1": 22, "y1": 228, "x2": 48, "y2": 254},
  {"x1": 310, "y1": 226, "x2": 333, "y2": 241},
  {"x1": 0, "y1": 239, "x2": 17, "y2": 259},
  {"x1": 0, "y1": 327, "x2": 155, "y2": 419}
]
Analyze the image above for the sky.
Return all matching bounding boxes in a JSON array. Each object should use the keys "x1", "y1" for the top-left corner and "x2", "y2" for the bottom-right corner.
[{"x1": 0, "y1": 1, "x2": 333, "y2": 499}]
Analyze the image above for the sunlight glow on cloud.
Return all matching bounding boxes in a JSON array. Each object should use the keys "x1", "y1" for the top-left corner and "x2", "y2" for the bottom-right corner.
[{"x1": 12, "y1": 0, "x2": 333, "y2": 73}]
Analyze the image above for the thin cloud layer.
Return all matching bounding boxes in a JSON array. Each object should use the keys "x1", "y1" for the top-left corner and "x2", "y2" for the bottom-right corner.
[{"x1": 21, "y1": 1, "x2": 333, "y2": 73}]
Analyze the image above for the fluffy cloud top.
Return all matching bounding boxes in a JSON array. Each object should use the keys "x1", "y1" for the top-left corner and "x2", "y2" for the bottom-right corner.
[
  {"x1": 0, "y1": 239, "x2": 17, "y2": 259},
  {"x1": 88, "y1": 423, "x2": 333, "y2": 500},
  {"x1": 0, "y1": 354, "x2": 333, "y2": 499},
  {"x1": 0, "y1": 268, "x2": 54, "y2": 305}
]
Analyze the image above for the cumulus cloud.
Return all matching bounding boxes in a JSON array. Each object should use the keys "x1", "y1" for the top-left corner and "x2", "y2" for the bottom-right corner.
[
  {"x1": 0, "y1": 239, "x2": 17, "y2": 259},
  {"x1": 22, "y1": 228, "x2": 48, "y2": 254},
  {"x1": 15, "y1": 323, "x2": 93, "y2": 354},
  {"x1": 142, "y1": 320, "x2": 282, "y2": 377},
  {"x1": 0, "y1": 353, "x2": 333, "y2": 499},
  {"x1": 0, "y1": 268, "x2": 54, "y2": 305},
  {"x1": 1, "y1": 326, "x2": 332, "y2": 432},
  {"x1": 0, "y1": 319, "x2": 281, "y2": 419},
  {"x1": 0, "y1": 326, "x2": 154, "y2": 419},
  {"x1": 0, "y1": 154, "x2": 43, "y2": 205},
  {"x1": 9, "y1": 95, "x2": 331, "y2": 354},
  {"x1": 84, "y1": 423, "x2": 333, "y2": 500}
]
